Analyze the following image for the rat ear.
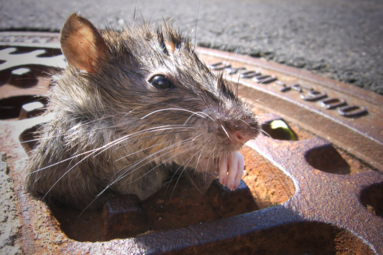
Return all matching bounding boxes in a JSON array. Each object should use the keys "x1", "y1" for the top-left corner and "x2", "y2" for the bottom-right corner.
[
  {"x1": 165, "y1": 41, "x2": 175, "y2": 54},
  {"x1": 60, "y1": 13, "x2": 106, "y2": 73}
]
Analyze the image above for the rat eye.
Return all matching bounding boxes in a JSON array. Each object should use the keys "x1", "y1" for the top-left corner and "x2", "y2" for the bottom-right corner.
[{"x1": 149, "y1": 75, "x2": 174, "y2": 89}]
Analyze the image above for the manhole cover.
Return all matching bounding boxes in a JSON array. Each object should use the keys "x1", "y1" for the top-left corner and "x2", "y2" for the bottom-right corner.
[{"x1": 0, "y1": 32, "x2": 382, "y2": 254}]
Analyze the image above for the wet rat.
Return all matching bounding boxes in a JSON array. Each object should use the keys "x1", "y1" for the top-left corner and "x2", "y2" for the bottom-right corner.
[{"x1": 26, "y1": 13, "x2": 260, "y2": 211}]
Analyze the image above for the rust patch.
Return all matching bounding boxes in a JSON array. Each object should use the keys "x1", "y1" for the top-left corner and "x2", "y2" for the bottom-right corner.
[{"x1": 241, "y1": 145, "x2": 295, "y2": 209}]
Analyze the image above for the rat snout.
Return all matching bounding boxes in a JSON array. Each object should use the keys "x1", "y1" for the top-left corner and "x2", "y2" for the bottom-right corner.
[
  {"x1": 209, "y1": 105, "x2": 260, "y2": 146},
  {"x1": 233, "y1": 125, "x2": 259, "y2": 145},
  {"x1": 223, "y1": 117, "x2": 260, "y2": 146},
  {"x1": 233, "y1": 130, "x2": 253, "y2": 144}
]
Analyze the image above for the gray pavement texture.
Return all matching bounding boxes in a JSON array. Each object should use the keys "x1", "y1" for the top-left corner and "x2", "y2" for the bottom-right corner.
[
  {"x1": 0, "y1": 152, "x2": 22, "y2": 255},
  {"x1": 0, "y1": 0, "x2": 383, "y2": 95}
]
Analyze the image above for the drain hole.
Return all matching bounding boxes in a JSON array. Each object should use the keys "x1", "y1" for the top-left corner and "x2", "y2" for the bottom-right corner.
[
  {"x1": 3, "y1": 46, "x2": 62, "y2": 57},
  {"x1": 305, "y1": 144, "x2": 350, "y2": 174},
  {"x1": 19, "y1": 125, "x2": 41, "y2": 155},
  {"x1": 0, "y1": 69, "x2": 11, "y2": 85},
  {"x1": 0, "y1": 96, "x2": 47, "y2": 120},
  {"x1": 33, "y1": 48, "x2": 63, "y2": 58},
  {"x1": 191, "y1": 222, "x2": 374, "y2": 254},
  {"x1": 262, "y1": 120, "x2": 297, "y2": 141},
  {"x1": 360, "y1": 182, "x2": 383, "y2": 218}
]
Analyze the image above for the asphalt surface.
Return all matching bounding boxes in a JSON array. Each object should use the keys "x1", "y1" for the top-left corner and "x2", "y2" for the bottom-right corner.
[{"x1": 1, "y1": 0, "x2": 383, "y2": 95}]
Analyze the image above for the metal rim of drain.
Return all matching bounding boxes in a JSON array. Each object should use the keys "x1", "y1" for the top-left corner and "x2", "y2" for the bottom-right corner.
[{"x1": 0, "y1": 31, "x2": 382, "y2": 254}]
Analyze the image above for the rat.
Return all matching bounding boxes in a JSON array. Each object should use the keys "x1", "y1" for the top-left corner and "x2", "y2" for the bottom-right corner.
[{"x1": 26, "y1": 13, "x2": 260, "y2": 211}]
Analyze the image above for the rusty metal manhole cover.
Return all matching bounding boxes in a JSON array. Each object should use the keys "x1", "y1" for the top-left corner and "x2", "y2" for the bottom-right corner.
[{"x1": 0, "y1": 32, "x2": 382, "y2": 254}]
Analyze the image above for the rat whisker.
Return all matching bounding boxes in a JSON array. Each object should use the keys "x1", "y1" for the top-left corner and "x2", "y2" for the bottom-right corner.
[
  {"x1": 170, "y1": 147, "x2": 204, "y2": 199},
  {"x1": 221, "y1": 124, "x2": 232, "y2": 141},
  {"x1": 115, "y1": 140, "x2": 182, "y2": 162},
  {"x1": 83, "y1": 145, "x2": 194, "y2": 213},
  {"x1": 41, "y1": 146, "x2": 100, "y2": 201},
  {"x1": 240, "y1": 119, "x2": 261, "y2": 131},
  {"x1": 164, "y1": 144, "x2": 202, "y2": 197},
  {"x1": 192, "y1": 133, "x2": 204, "y2": 142},
  {"x1": 141, "y1": 108, "x2": 206, "y2": 120},
  {"x1": 91, "y1": 125, "x2": 198, "y2": 158},
  {"x1": 31, "y1": 125, "x2": 194, "y2": 174},
  {"x1": 113, "y1": 138, "x2": 195, "y2": 180},
  {"x1": 194, "y1": 140, "x2": 208, "y2": 171},
  {"x1": 204, "y1": 141, "x2": 217, "y2": 176},
  {"x1": 129, "y1": 145, "x2": 195, "y2": 186},
  {"x1": 29, "y1": 148, "x2": 98, "y2": 174},
  {"x1": 261, "y1": 129, "x2": 272, "y2": 138}
]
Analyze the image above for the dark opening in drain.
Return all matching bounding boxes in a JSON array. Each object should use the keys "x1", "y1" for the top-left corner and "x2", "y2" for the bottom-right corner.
[
  {"x1": 262, "y1": 120, "x2": 297, "y2": 141},
  {"x1": 2, "y1": 46, "x2": 62, "y2": 57},
  {"x1": 179, "y1": 221, "x2": 374, "y2": 255},
  {"x1": 0, "y1": 69, "x2": 11, "y2": 85},
  {"x1": 0, "y1": 96, "x2": 47, "y2": 120},
  {"x1": 305, "y1": 144, "x2": 351, "y2": 174},
  {"x1": 19, "y1": 125, "x2": 41, "y2": 155},
  {"x1": 360, "y1": 182, "x2": 383, "y2": 218}
]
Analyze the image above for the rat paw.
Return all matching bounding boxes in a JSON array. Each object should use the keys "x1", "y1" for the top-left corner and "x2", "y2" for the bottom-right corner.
[{"x1": 218, "y1": 151, "x2": 244, "y2": 190}]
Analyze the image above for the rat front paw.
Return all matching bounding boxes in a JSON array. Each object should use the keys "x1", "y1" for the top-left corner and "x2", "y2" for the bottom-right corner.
[{"x1": 218, "y1": 151, "x2": 244, "y2": 190}]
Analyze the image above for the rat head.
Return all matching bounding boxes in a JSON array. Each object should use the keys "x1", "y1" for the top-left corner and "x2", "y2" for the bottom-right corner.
[{"x1": 58, "y1": 13, "x2": 260, "y2": 172}]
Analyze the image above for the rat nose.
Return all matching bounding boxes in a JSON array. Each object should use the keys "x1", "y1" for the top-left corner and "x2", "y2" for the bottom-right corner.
[
  {"x1": 224, "y1": 117, "x2": 260, "y2": 145},
  {"x1": 233, "y1": 130, "x2": 253, "y2": 144}
]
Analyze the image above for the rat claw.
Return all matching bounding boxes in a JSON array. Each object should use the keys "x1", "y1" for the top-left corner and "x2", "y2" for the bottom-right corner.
[
  {"x1": 234, "y1": 152, "x2": 244, "y2": 188},
  {"x1": 219, "y1": 155, "x2": 228, "y2": 186},
  {"x1": 218, "y1": 151, "x2": 244, "y2": 190}
]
